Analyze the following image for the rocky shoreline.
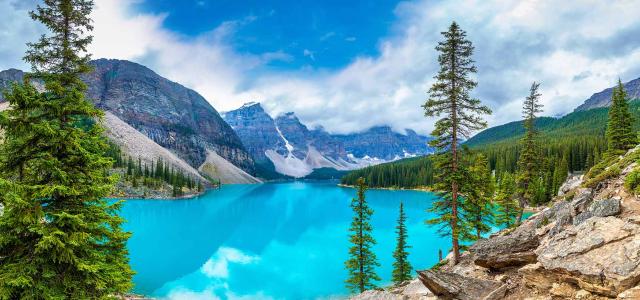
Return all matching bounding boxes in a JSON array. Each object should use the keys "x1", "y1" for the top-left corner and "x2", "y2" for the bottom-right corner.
[{"x1": 354, "y1": 147, "x2": 640, "y2": 299}]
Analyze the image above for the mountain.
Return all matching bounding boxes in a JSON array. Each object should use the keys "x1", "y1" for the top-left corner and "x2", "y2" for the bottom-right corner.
[
  {"x1": 222, "y1": 102, "x2": 433, "y2": 178},
  {"x1": 0, "y1": 59, "x2": 259, "y2": 184},
  {"x1": 574, "y1": 77, "x2": 640, "y2": 111}
]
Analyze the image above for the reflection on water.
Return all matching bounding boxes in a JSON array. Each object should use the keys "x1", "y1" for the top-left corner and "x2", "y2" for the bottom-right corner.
[{"x1": 120, "y1": 181, "x2": 448, "y2": 299}]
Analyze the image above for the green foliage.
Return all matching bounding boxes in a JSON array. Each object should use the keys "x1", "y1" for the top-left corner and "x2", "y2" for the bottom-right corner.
[
  {"x1": 585, "y1": 166, "x2": 621, "y2": 188},
  {"x1": 516, "y1": 82, "x2": 543, "y2": 213},
  {"x1": 460, "y1": 152, "x2": 494, "y2": 241},
  {"x1": 494, "y1": 172, "x2": 519, "y2": 228},
  {"x1": 422, "y1": 22, "x2": 491, "y2": 265},
  {"x1": 624, "y1": 169, "x2": 640, "y2": 195},
  {"x1": 345, "y1": 178, "x2": 380, "y2": 293},
  {"x1": 391, "y1": 202, "x2": 412, "y2": 286},
  {"x1": 341, "y1": 156, "x2": 434, "y2": 188},
  {"x1": 0, "y1": 0, "x2": 133, "y2": 297},
  {"x1": 606, "y1": 80, "x2": 636, "y2": 152},
  {"x1": 430, "y1": 259, "x2": 448, "y2": 271}
]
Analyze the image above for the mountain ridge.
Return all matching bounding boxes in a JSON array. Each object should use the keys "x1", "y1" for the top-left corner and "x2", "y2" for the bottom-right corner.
[{"x1": 223, "y1": 102, "x2": 433, "y2": 178}]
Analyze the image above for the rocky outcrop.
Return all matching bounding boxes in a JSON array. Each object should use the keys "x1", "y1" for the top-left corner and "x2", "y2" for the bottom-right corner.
[
  {"x1": 351, "y1": 279, "x2": 435, "y2": 300},
  {"x1": 535, "y1": 217, "x2": 640, "y2": 296},
  {"x1": 470, "y1": 223, "x2": 539, "y2": 269},
  {"x1": 574, "y1": 77, "x2": 640, "y2": 111},
  {"x1": 198, "y1": 150, "x2": 261, "y2": 184},
  {"x1": 573, "y1": 198, "x2": 621, "y2": 225},
  {"x1": 559, "y1": 174, "x2": 584, "y2": 196},
  {"x1": 418, "y1": 270, "x2": 507, "y2": 300}
]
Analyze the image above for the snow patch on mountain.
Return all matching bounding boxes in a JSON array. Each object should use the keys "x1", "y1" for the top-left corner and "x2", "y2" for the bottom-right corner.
[{"x1": 265, "y1": 149, "x2": 313, "y2": 178}]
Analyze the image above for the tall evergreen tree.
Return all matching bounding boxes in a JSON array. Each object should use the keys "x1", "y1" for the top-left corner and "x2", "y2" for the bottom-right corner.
[
  {"x1": 392, "y1": 201, "x2": 412, "y2": 286},
  {"x1": 516, "y1": 82, "x2": 543, "y2": 222},
  {"x1": 0, "y1": 0, "x2": 133, "y2": 298},
  {"x1": 606, "y1": 79, "x2": 636, "y2": 153},
  {"x1": 345, "y1": 177, "x2": 380, "y2": 293},
  {"x1": 494, "y1": 172, "x2": 519, "y2": 228},
  {"x1": 460, "y1": 151, "x2": 494, "y2": 241},
  {"x1": 423, "y1": 21, "x2": 491, "y2": 264}
]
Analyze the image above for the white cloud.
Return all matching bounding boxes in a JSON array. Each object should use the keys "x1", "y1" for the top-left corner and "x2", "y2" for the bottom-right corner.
[
  {"x1": 201, "y1": 247, "x2": 259, "y2": 279},
  {"x1": 4, "y1": 0, "x2": 640, "y2": 135}
]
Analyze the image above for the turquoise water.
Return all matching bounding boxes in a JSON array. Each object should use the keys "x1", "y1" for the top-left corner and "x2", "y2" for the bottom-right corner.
[{"x1": 119, "y1": 182, "x2": 451, "y2": 299}]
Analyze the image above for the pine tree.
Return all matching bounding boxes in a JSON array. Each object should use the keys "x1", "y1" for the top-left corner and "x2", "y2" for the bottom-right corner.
[
  {"x1": 0, "y1": 0, "x2": 133, "y2": 297},
  {"x1": 606, "y1": 79, "x2": 636, "y2": 153},
  {"x1": 392, "y1": 201, "x2": 412, "y2": 286},
  {"x1": 516, "y1": 82, "x2": 543, "y2": 222},
  {"x1": 495, "y1": 172, "x2": 519, "y2": 228},
  {"x1": 345, "y1": 177, "x2": 380, "y2": 293},
  {"x1": 423, "y1": 21, "x2": 491, "y2": 264},
  {"x1": 460, "y1": 151, "x2": 494, "y2": 241},
  {"x1": 552, "y1": 155, "x2": 569, "y2": 195}
]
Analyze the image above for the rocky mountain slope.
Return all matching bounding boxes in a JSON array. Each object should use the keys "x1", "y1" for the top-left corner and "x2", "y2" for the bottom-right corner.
[
  {"x1": 574, "y1": 77, "x2": 640, "y2": 111},
  {"x1": 0, "y1": 59, "x2": 258, "y2": 184},
  {"x1": 222, "y1": 102, "x2": 432, "y2": 178},
  {"x1": 355, "y1": 146, "x2": 640, "y2": 299}
]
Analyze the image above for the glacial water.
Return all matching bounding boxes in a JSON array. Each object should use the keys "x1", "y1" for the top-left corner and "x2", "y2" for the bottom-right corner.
[{"x1": 119, "y1": 181, "x2": 463, "y2": 299}]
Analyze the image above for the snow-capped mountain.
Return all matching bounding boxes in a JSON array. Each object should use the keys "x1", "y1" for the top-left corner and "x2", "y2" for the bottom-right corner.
[{"x1": 222, "y1": 102, "x2": 433, "y2": 178}]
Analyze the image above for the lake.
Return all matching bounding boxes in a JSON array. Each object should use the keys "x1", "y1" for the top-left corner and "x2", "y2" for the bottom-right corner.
[{"x1": 119, "y1": 181, "x2": 455, "y2": 299}]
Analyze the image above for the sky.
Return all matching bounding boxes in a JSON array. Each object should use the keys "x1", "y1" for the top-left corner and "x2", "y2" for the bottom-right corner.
[{"x1": 2, "y1": 0, "x2": 640, "y2": 135}]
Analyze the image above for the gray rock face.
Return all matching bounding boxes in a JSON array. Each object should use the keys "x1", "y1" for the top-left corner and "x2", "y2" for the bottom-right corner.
[
  {"x1": 0, "y1": 60, "x2": 255, "y2": 174},
  {"x1": 470, "y1": 223, "x2": 539, "y2": 269},
  {"x1": 335, "y1": 126, "x2": 432, "y2": 161},
  {"x1": 573, "y1": 198, "x2": 621, "y2": 225},
  {"x1": 571, "y1": 188, "x2": 594, "y2": 215},
  {"x1": 535, "y1": 217, "x2": 640, "y2": 296},
  {"x1": 574, "y1": 77, "x2": 640, "y2": 111},
  {"x1": 221, "y1": 102, "x2": 287, "y2": 162},
  {"x1": 418, "y1": 270, "x2": 506, "y2": 300}
]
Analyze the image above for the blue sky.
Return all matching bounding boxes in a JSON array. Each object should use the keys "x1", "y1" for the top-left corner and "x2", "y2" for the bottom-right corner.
[
  {"x1": 2, "y1": 0, "x2": 640, "y2": 135},
  {"x1": 136, "y1": 0, "x2": 399, "y2": 70}
]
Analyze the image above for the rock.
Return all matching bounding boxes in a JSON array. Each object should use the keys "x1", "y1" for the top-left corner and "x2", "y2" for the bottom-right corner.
[
  {"x1": 575, "y1": 289, "x2": 592, "y2": 299},
  {"x1": 617, "y1": 286, "x2": 640, "y2": 299},
  {"x1": 535, "y1": 217, "x2": 640, "y2": 297},
  {"x1": 559, "y1": 174, "x2": 585, "y2": 196},
  {"x1": 519, "y1": 263, "x2": 557, "y2": 290},
  {"x1": 550, "y1": 282, "x2": 577, "y2": 298},
  {"x1": 571, "y1": 188, "x2": 594, "y2": 214},
  {"x1": 418, "y1": 270, "x2": 506, "y2": 300},
  {"x1": 350, "y1": 279, "x2": 436, "y2": 300},
  {"x1": 548, "y1": 213, "x2": 572, "y2": 236},
  {"x1": 0, "y1": 202, "x2": 3, "y2": 216},
  {"x1": 574, "y1": 198, "x2": 621, "y2": 225},
  {"x1": 470, "y1": 222, "x2": 539, "y2": 269}
]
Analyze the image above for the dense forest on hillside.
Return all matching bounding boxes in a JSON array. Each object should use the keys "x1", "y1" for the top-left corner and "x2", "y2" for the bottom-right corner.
[{"x1": 342, "y1": 100, "x2": 640, "y2": 193}]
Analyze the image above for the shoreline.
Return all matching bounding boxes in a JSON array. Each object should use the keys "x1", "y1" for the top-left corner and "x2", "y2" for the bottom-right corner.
[{"x1": 338, "y1": 183, "x2": 545, "y2": 214}]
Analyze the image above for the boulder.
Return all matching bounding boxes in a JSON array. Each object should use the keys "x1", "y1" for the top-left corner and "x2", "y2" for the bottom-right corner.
[
  {"x1": 470, "y1": 224, "x2": 539, "y2": 269},
  {"x1": 617, "y1": 286, "x2": 640, "y2": 299},
  {"x1": 535, "y1": 217, "x2": 640, "y2": 297},
  {"x1": 418, "y1": 270, "x2": 506, "y2": 300},
  {"x1": 559, "y1": 174, "x2": 584, "y2": 196},
  {"x1": 574, "y1": 198, "x2": 621, "y2": 225},
  {"x1": 571, "y1": 188, "x2": 594, "y2": 214},
  {"x1": 350, "y1": 279, "x2": 436, "y2": 300}
]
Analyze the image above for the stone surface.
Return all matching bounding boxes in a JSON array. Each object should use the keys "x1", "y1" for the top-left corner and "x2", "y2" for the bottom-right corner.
[
  {"x1": 470, "y1": 218, "x2": 539, "y2": 269},
  {"x1": 617, "y1": 286, "x2": 640, "y2": 299},
  {"x1": 574, "y1": 198, "x2": 621, "y2": 225},
  {"x1": 350, "y1": 279, "x2": 435, "y2": 300},
  {"x1": 559, "y1": 174, "x2": 584, "y2": 196},
  {"x1": 418, "y1": 270, "x2": 506, "y2": 300},
  {"x1": 571, "y1": 188, "x2": 594, "y2": 214},
  {"x1": 536, "y1": 217, "x2": 640, "y2": 296}
]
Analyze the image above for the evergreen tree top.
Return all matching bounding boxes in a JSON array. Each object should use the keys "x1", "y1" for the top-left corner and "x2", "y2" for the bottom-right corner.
[{"x1": 25, "y1": 0, "x2": 94, "y2": 86}]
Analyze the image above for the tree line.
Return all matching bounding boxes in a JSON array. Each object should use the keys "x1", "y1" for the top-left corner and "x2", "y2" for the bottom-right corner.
[{"x1": 106, "y1": 143, "x2": 205, "y2": 197}]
